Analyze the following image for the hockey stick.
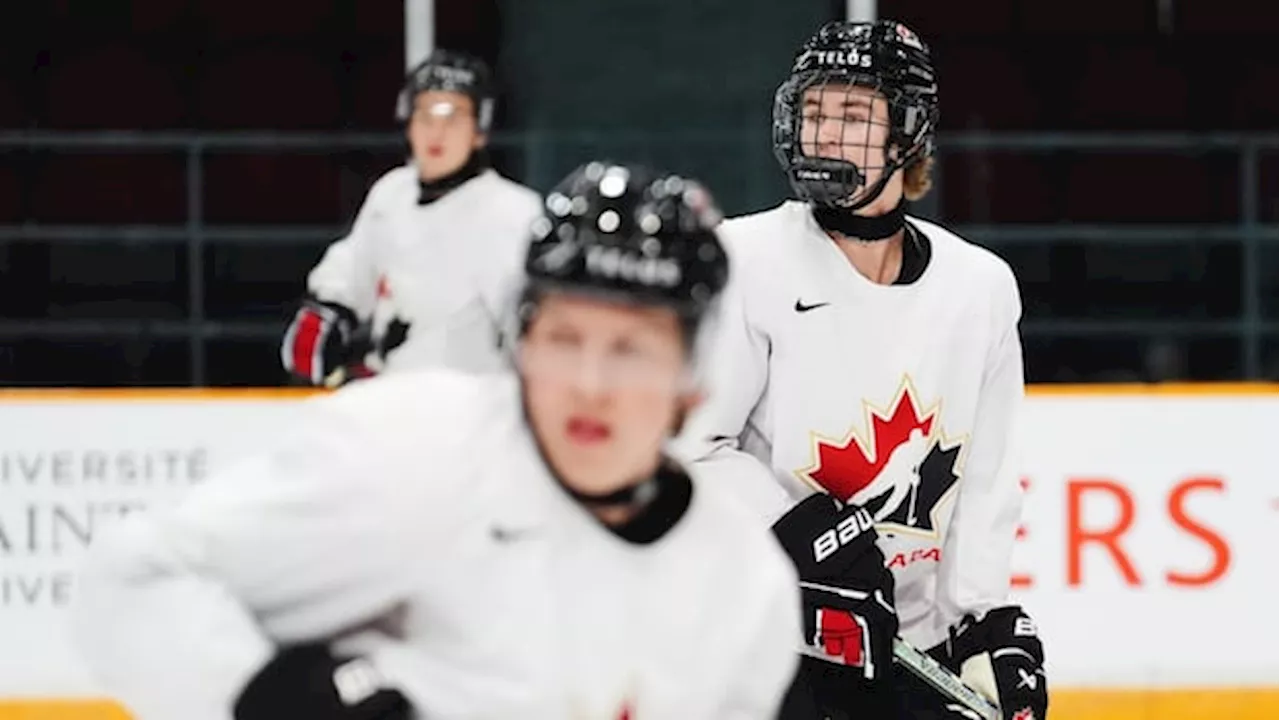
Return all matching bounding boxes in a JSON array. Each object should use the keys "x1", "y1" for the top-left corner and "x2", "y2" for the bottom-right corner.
[
  {"x1": 797, "y1": 581, "x2": 999, "y2": 719},
  {"x1": 893, "y1": 637, "x2": 1000, "y2": 720}
]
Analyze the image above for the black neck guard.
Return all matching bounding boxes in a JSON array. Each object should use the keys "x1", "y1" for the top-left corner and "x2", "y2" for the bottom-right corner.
[
  {"x1": 812, "y1": 197, "x2": 906, "y2": 242},
  {"x1": 417, "y1": 151, "x2": 487, "y2": 205}
]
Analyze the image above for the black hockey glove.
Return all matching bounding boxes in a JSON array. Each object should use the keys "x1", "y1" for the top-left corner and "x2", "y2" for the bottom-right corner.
[
  {"x1": 772, "y1": 493, "x2": 898, "y2": 719},
  {"x1": 378, "y1": 317, "x2": 410, "y2": 359},
  {"x1": 945, "y1": 606, "x2": 1048, "y2": 720},
  {"x1": 281, "y1": 298, "x2": 361, "y2": 385},
  {"x1": 234, "y1": 644, "x2": 412, "y2": 720}
]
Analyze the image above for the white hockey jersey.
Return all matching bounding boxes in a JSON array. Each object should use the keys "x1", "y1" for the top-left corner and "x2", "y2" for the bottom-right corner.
[
  {"x1": 679, "y1": 200, "x2": 1025, "y2": 652},
  {"x1": 72, "y1": 370, "x2": 801, "y2": 720},
  {"x1": 308, "y1": 165, "x2": 543, "y2": 373}
]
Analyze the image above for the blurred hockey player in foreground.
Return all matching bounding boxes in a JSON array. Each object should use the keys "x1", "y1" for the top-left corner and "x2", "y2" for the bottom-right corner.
[
  {"x1": 281, "y1": 49, "x2": 542, "y2": 386},
  {"x1": 681, "y1": 20, "x2": 1048, "y2": 720},
  {"x1": 73, "y1": 162, "x2": 801, "y2": 720}
]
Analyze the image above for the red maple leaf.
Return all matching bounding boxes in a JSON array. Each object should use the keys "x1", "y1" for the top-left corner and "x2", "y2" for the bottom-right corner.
[
  {"x1": 806, "y1": 386, "x2": 934, "y2": 502},
  {"x1": 1011, "y1": 708, "x2": 1036, "y2": 720}
]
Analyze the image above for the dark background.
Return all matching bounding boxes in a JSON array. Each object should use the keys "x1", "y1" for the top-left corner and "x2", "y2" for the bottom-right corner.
[{"x1": 0, "y1": 0, "x2": 1275, "y2": 386}]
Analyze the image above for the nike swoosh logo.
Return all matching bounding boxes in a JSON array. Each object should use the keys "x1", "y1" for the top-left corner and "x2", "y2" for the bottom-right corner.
[
  {"x1": 490, "y1": 527, "x2": 531, "y2": 543},
  {"x1": 794, "y1": 299, "x2": 830, "y2": 313}
]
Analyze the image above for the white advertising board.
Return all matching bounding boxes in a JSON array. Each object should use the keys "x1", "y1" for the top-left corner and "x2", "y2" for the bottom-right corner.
[
  {"x1": 0, "y1": 397, "x2": 306, "y2": 695},
  {"x1": 1011, "y1": 394, "x2": 1278, "y2": 688},
  {"x1": 0, "y1": 389, "x2": 1275, "y2": 705}
]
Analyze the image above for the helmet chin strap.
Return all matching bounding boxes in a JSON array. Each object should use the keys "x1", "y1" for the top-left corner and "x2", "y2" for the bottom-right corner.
[
  {"x1": 812, "y1": 195, "x2": 906, "y2": 241},
  {"x1": 799, "y1": 144, "x2": 912, "y2": 241}
]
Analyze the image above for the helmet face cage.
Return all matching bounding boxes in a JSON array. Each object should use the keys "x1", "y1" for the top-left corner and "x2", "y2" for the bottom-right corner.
[
  {"x1": 773, "y1": 21, "x2": 940, "y2": 210},
  {"x1": 395, "y1": 50, "x2": 496, "y2": 131},
  {"x1": 510, "y1": 284, "x2": 724, "y2": 393}
]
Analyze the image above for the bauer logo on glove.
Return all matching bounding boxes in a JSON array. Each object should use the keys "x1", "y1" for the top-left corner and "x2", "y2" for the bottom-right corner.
[{"x1": 812, "y1": 503, "x2": 874, "y2": 562}]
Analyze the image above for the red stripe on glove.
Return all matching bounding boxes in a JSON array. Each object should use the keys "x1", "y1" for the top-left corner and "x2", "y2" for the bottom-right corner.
[
  {"x1": 816, "y1": 608, "x2": 866, "y2": 666},
  {"x1": 289, "y1": 308, "x2": 327, "y2": 384}
]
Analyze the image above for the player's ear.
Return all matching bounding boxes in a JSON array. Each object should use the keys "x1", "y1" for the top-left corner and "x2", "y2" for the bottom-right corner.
[
  {"x1": 669, "y1": 389, "x2": 704, "y2": 436},
  {"x1": 473, "y1": 131, "x2": 488, "y2": 150},
  {"x1": 680, "y1": 389, "x2": 705, "y2": 413}
]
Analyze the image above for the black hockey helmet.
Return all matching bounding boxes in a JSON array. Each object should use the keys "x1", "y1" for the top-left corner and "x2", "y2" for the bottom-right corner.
[
  {"x1": 395, "y1": 49, "x2": 496, "y2": 131},
  {"x1": 773, "y1": 20, "x2": 939, "y2": 210},
  {"x1": 522, "y1": 161, "x2": 729, "y2": 330}
]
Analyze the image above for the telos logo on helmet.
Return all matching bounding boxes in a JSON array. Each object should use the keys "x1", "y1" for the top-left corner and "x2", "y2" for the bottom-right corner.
[
  {"x1": 584, "y1": 245, "x2": 683, "y2": 289},
  {"x1": 425, "y1": 65, "x2": 477, "y2": 88},
  {"x1": 794, "y1": 48, "x2": 873, "y2": 71}
]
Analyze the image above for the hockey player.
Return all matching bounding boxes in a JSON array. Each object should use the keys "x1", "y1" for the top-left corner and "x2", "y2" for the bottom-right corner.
[
  {"x1": 281, "y1": 49, "x2": 542, "y2": 386},
  {"x1": 680, "y1": 20, "x2": 1048, "y2": 720},
  {"x1": 73, "y1": 162, "x2": 801, "y2": 720}
]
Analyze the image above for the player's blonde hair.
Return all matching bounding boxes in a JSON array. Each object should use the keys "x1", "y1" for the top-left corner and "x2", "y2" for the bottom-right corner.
[{"x1": 902, "y1": 155, "x2": 934, "y2": 201}]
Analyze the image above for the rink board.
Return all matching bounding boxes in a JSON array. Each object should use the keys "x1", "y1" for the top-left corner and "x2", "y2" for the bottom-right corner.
[
  {"x1": 2, "y1": 689, "x2": 1279, "y2": 720},
  {"x1": 0, "y1": 692, "x2": 1270, "y2": 720},
  {"x1": 0, "y1": 384, "x2": 1276, "y2": 717}
]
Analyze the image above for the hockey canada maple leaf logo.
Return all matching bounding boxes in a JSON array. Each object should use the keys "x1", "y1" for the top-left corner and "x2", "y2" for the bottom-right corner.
[{"x1": 797, "y1": 379, "x2": 965, "y2": 536}]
